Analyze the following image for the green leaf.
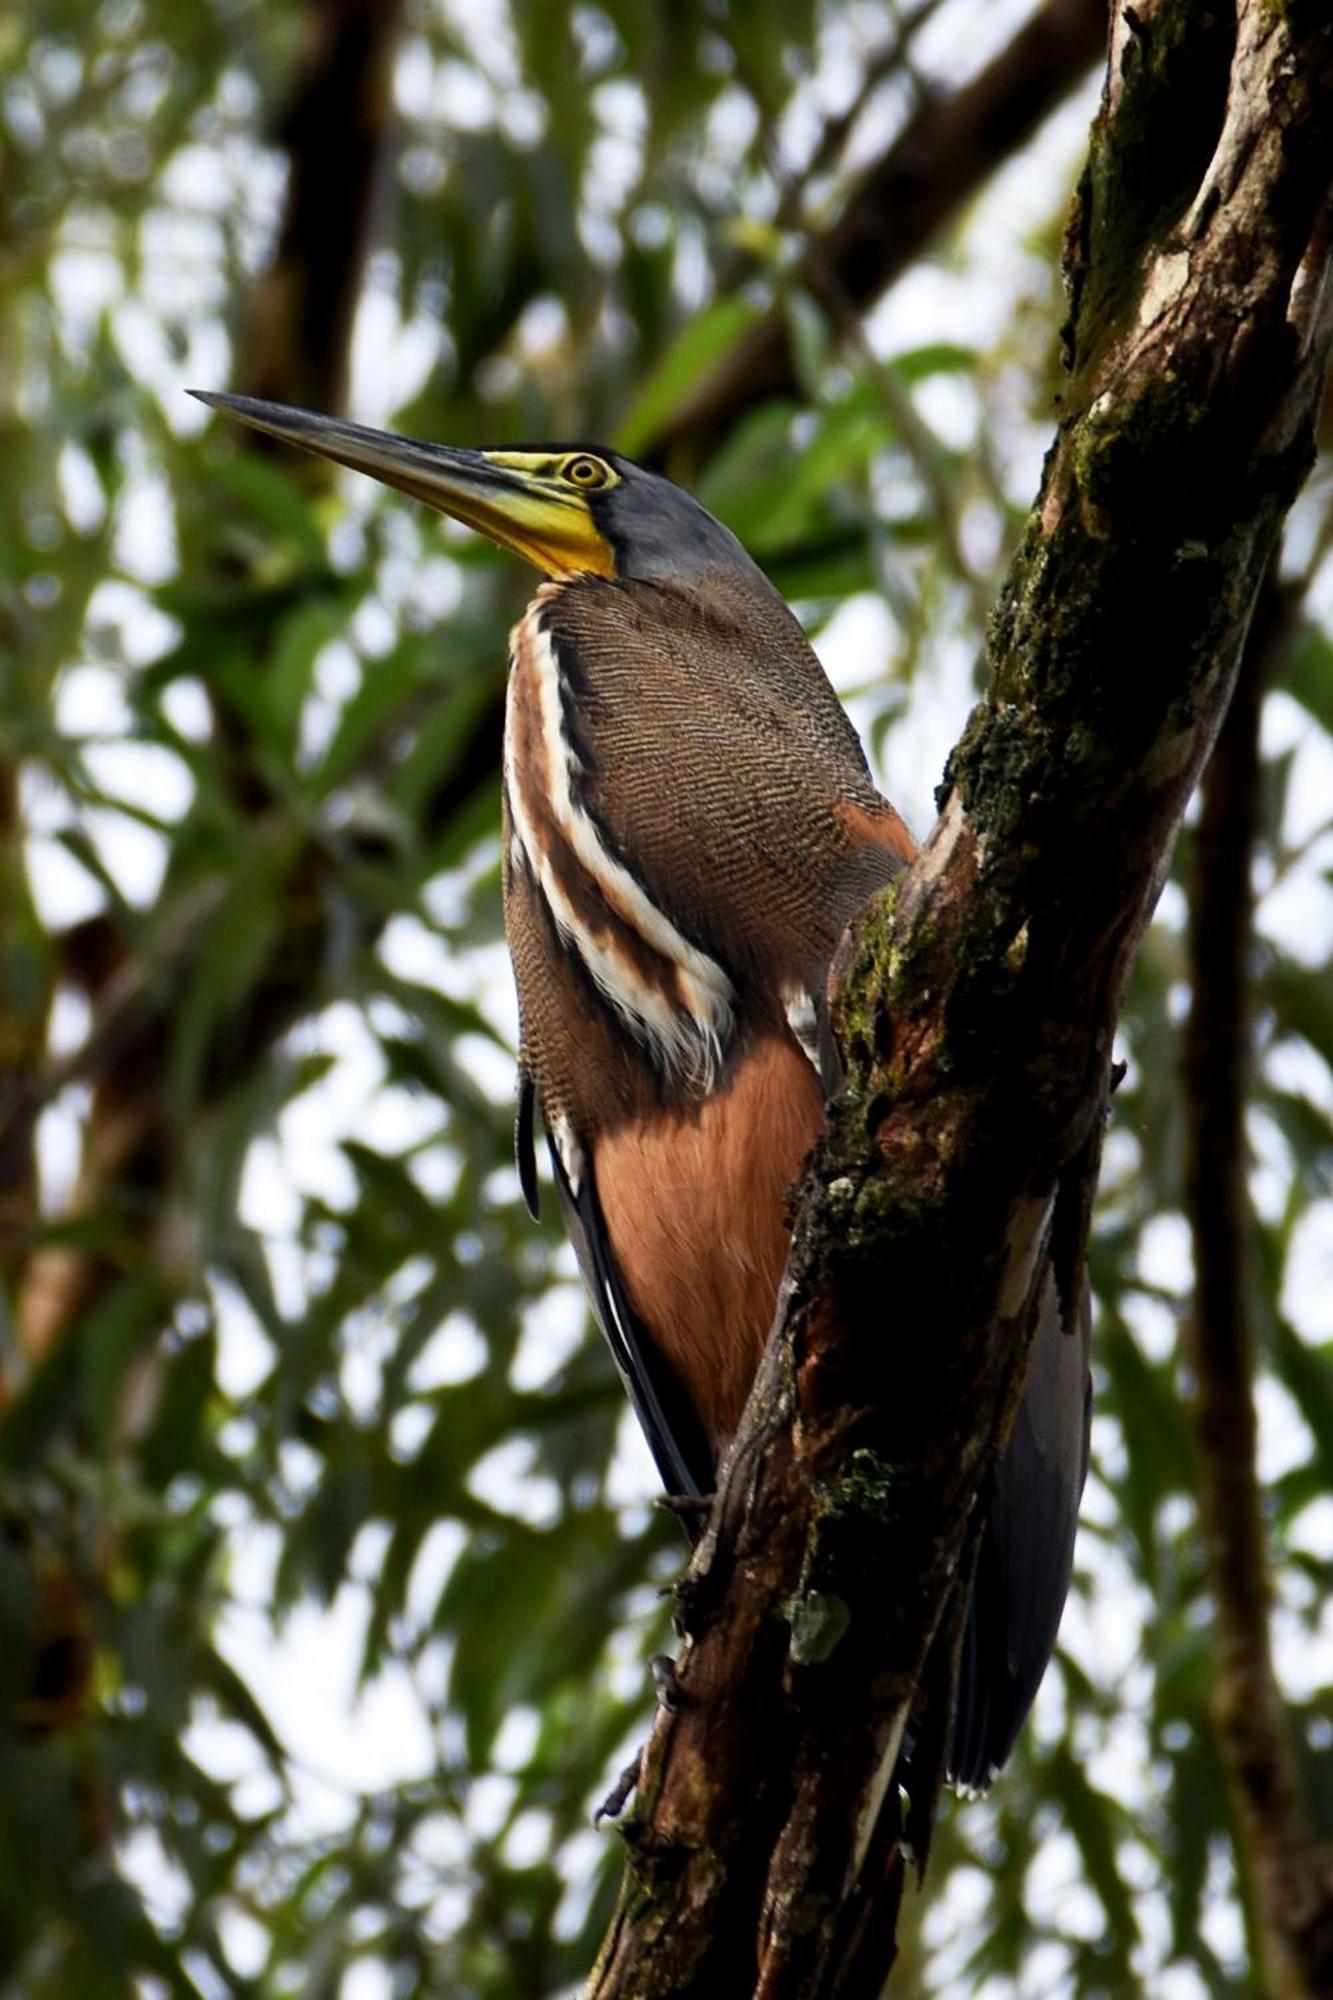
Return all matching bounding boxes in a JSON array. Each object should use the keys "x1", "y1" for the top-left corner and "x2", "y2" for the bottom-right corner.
[
  {"x1": 786, "y1": 290, "x2": 830, "y2": 401},
  {"x1": 1283, "y1": 620, "x2": 1333, "y2": 731}
]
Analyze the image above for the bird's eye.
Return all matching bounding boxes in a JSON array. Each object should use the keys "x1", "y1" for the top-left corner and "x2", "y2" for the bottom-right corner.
[{"x1": 562, "y1": 455, "x2": 610, "y2": 489}]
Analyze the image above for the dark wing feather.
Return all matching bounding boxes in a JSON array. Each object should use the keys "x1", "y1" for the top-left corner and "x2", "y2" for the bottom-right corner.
[
  {"x1": 547, "y1": 1138, "x2": 715, "y2": 1509},
  {"x1": 515, "y1": 1070, "x2": 540, "y2": 1221},
  {"x1": 949, "y1": 1270, "x2": 1092, "y2": 1790}
]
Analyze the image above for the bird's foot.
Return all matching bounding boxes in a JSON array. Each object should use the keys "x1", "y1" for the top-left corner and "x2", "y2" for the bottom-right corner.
[
  {"x1": 593, "y1": 1655, "x2": 688, "y2": 1825},
  {"x1": 656, "y1": 1490, "x2": 714, "y2": 1520},
  {"x1": 649, "y1": 1653, "x2": 684, "y2": 1711},
  {"x1": 595, "y1": 1753, "x2": 643, "y2": 1825}
]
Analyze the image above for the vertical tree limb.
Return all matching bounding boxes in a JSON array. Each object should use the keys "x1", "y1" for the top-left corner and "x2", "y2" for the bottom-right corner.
[
  {"x1": 0, "y1": 761, "x2": 46, "y2": 1271},
  {"x1": 1183, "y1": 577, "x2": 1333, "y2": 1999},
  {"x1": 242, "y1": 0, "x2": 403, "y2": 414}
]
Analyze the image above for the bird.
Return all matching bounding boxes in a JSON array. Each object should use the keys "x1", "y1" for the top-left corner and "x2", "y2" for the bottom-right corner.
[{"x1": 193, "y1": 389, "x2": 1091, "y2": 1790}]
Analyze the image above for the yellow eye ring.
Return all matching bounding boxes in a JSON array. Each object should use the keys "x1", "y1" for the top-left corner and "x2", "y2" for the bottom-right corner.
[{"x1": 563, "y1": 455, "x2": 610, "y2": 489}]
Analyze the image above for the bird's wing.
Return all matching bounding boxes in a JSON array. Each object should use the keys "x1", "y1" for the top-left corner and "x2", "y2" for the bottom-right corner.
[
  {"x1": 948, "y1": 1270, "x2": 1093, "y2": 1790},
  {"x1": 515, "y1": 1071, "x2": 541, "y2": 1220},
  {"x1": 541, "y1": 1125, "x2": 715, "y2": 1508}
]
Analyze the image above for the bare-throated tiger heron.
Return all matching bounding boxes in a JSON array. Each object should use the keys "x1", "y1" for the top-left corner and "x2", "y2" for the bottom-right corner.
[{"x1": 195, "y1": 389, "x2": 1091, "y2": 1789}]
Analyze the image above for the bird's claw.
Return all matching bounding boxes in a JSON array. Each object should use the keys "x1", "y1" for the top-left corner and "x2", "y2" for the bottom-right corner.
[
  {"x1": 595, "y1": 1753, "x2": 642, "y2": 1825},
  {"x1": 649, "y1": 1653, "x2": 683, "y2": 1710},
  {"x1": 592, "y1": 1653, "x2": 685, "y2": 1825},
  {"x1": 656, "y1": 1490, "x2": 714, "y2": 1519}
]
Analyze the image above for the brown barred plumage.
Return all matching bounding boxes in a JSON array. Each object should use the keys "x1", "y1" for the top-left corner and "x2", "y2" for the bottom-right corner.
[{"x1": 198, "y1": 392, "x2": 1091, "y2": 1795}]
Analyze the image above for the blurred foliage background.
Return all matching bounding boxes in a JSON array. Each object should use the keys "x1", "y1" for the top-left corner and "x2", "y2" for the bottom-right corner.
[{"x1": 1, "y1": 1, "x2": 1331, "y2": 1994}]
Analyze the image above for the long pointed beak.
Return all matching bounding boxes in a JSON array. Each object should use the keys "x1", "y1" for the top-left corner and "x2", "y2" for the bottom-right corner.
[{"x1": 189, "y1": 391, "x2": 613, "y2": 577}]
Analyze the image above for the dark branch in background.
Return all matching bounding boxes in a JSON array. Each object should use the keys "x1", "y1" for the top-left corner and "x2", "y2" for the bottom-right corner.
[
  {"x1": 591, "y1": 5, "x2": 1333, "y2": 1993},
  {"x1": 242, "y1": 0, "x2": 401, "y2": 414},
  {"x1": 0, "y1": 762, "x2": 44, "y2": 1268},
  {"x1": 1183, "y1": 577, "x2": 1333, "y2": 1999},
  {"x1": 646, "y1": 0, "x2": 1107, "y2": 471},
  {"x1": 219, "y1": 0, "x2": 405, "y2": 803}
]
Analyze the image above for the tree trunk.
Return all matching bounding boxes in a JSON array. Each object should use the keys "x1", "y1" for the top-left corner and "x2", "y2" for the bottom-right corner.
[{"x1": 590, "y1": 6, "x2": 1333, "y2": 1992}]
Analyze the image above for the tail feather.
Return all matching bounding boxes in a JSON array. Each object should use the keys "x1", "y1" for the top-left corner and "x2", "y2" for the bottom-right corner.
[{"x1": 948, "y1": 1274, "x2": 1092, "y2": 1791}]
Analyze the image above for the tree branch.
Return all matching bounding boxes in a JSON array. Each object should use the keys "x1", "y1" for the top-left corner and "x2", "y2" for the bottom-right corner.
[
  {"x1": 241, "y1": 0, "x2": 403, "y2": 415},
  {"x1": 646, "y1": 0, "x2": 1108, "y2": 470},
  {"x1": 1183, "y1": 576, "x2": 1333, "y2": 1998},
  {"x1": 591, "y1": 6, "x2": 1333, "y2": 1991}
]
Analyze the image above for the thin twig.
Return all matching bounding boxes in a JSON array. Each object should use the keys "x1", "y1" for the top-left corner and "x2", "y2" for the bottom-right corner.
[
  {"x1": 771, "y1": 0, "x2": 952, "y2": 237},
  {"x1": 810, "y1": 252, "x2": 997, "y2": 633}
]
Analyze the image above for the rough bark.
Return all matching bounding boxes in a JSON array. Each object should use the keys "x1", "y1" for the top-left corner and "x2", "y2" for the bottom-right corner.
[
  {"x1": 1183, "y1": 577, "x2": 1333, "y2": 2000},
  {"x1": 646, "y1": 0, "x2": 1108, "y2": 471},
  {"x1": 590, "y1": 6, "x2": 1333, "y2": 1993}
]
